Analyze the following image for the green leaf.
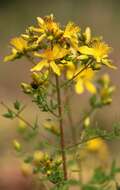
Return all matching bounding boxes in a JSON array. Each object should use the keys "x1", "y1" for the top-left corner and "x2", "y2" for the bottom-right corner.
[
  {"x1": 83, "y1": 185, "x2": 98, "y2": 190},
  {"x1": 66, "y1": 179, "x2": 81, "y2": 186},
  {"x1": 23, "y1": 129, "x2": 38, "y2": 141},
  {"x1": 3, "y1": 110, "x2": 15, "y2": 119},
  {"x1": 24, "y1": 156, "x2": 33, "y2": 163},
  {"x1": 14, "y1": 100, "x2": 21, "y2": 110},
  {"x1": 91, "y1": 167, "x2": 108, "y2": 184},
  {"x1": 110, "y1": 160, "x2": 120, "y2": 178}
]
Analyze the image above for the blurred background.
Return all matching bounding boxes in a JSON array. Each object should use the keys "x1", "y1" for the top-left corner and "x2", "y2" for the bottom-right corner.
[{"x1": 0, "y1": 0, "x2": 120, "y2": 189}]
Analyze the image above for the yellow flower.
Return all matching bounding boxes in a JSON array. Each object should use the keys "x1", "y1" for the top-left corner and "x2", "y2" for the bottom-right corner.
[
  {"x1": 78, "y1": 41, "x2": 116, "y2": 69},
  {"x1": 33, "y1": 151, "x2": 44, "y2": 165},
  {"x1": 31, "y1": 44, "x2": 69, "y2": 75},
  {"x1": 31, "y1": 14, "x2": 62, "y2": 37},
  {"x1": 86, "y1": 138, "x2": 104, "y2": 152},
  {"x1": 75, "y1": 68, "x2": 96, "y2": 94},
  {"x1": 63, "y1": 22, "x2": 80, "y2": 48},
  {"x1": 86, "y1": 138, "x2": 109, "y2": 161},
  {"x1": 4, "y1": 37, "x2": 28, "y2": 62}
]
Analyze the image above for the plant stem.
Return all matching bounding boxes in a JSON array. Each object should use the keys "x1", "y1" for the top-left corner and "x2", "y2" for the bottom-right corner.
[
  {"x1": 1, "y1": 101, "x2": 34, "y2": 129},
  {"x1": 66, "y1": 134, "x2": 106, "y2": 150},
  {"x1": 60, "y1": 61, "x2": 91, "y2": 89},
  {"x1": 65, "y1": 90, "x2": 82, "y2": 188},
  {"x1": 55, "y1": 75, "x2": 68, "y2": 180}
]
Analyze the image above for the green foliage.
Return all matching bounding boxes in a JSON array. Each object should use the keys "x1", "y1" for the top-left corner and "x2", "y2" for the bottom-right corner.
[
  {"x1": 14, "y1": 100, "x2": 21, "y2": 110},
  {"x1": 83, "y1": 161, "x2": 120, "y2": 190},
  {"x1": 83, "y1": 122, "x2": 120, "y2": 142},
  {"x1": 3, "y1": 109, "x2": 15, "y2": 119}
]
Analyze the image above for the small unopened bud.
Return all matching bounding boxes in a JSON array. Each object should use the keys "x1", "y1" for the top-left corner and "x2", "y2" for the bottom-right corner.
[
  {"x1": 77, "y1": 55, "x2": 88, "y2": 60},
  {"x1": 84, "y1": 117, "x2": 90, "y2": 127},
  {"x1": 85, "y1": 27, "x2": 91, "y2": 44},
  {"x1": 13, "y1": 139, "x2": 21, "y2": 151},
  {"x1": 43, "y1": 121, "x2": 60, "y2": 135},
  {"x1": 33, "y1": 151, "x2": 44, "y2": 165},
  {"x1": 47, "y1": 170, "x2": 52, "y2": 176},
  {"x1": 21, "y1": 163, "x2": 32, "y2": 176},
  {"x1": 18, "y1": 120, "x2": 26, "y2": 132},
  {"x1": 21, "y1": 83, "x2": 32, "y2": 94}
]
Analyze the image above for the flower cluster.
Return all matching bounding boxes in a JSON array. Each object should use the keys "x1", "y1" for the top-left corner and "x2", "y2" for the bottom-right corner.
[
  {"x1": 4, "y1": 14, "x2": 116, "y2": 94},
  {"x1": 3, "y1": 14, "x2": 117, "y2": 189},
  {"x1": 21, "y1": 151, "x2": 63, "y2": 184}
]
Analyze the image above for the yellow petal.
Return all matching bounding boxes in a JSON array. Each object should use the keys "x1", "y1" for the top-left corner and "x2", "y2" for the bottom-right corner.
[
  {"x1": 78, "y1": 46, "x2": 94, "y2": 56},
  {"x1": 37, "y1": 17, "x2": 44, "y2": 26},
  {"x1": 34, "y1": 52, "x2": 46, "y2": 58},
  {"x1": 37, "y1": 34, "x2": 46, "y2": 44},
  {"x1": 10, "y1": 37, "x2": 27, "y2": 51},
  {"x1": 75, "y1": 79, "x2": 84, "y2": 94},
  {"x1": 66, "y1": 62, "x2": 75, "y2": 79},
  {"x1": 85, "y1": 81, "x2": 96, "y2": 94},
  {"x1": 4, "y1": 54, "x2": 16, "y2": 62},
  {"x1": 53, "y1": 45, "x2": 69, "y2": 59},
  {"x1": 31, "y1": 60, "x2": 47, "y2": 71},
  {"x1": 87, "y1": 138, "x2": 103, "y2": 151},
  {"x1": 52, "y1": 45, "x2": 60, "y2": 58},
  {"x1": 66, "y1": 70, "x2": 74, "y2": 79},
  {"x1": 50, "y1": 61, "x2": 61, "y2": 76},
  {"x1": 102, "y1": 59, "x2": 117, "y2": 69}
]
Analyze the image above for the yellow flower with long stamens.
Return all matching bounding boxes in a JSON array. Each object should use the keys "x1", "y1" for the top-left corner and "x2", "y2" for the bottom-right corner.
[
  {"x1": 4, "y1": 37, "x2": 28, "y2": 62},
  {"x1": 31, "y1": 44, "x2": 69, "y2": 75},
  {"x1": 63, "y1": 22, "x2": 80, "y2": 48},
  {"x1": 78, "y1": 41, "x2": 116, "y2": 69},
  {"x1": 31, "y1": 14, "x2": 63, "y2": 38},
  {"x1": 75, "y1": 68, "x2": 96, "y2": 94}
]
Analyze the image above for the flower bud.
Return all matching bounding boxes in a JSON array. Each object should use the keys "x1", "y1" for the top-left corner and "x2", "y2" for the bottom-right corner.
[
  {"x1": 85, "y1": 27, "x2": 91, "y2": 44},
  {"x1": 21, "y1": 83, "x2": 32, "y2": 94},
  {"x1": 21, "y1": 163, "x2": 32, "y2": 176},
  {"x1": 84, "y1": 117, "x2": 90, "y2": 128},
  {"x1": 13, "y1": 139, "x2": 21, "y2": 151},
  {"x1": 33, "y1": 151, "x2": 44, "y2": 165}
]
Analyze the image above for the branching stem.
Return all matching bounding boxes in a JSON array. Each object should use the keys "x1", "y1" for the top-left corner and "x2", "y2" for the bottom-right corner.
[{"x1": 55, "y1": 75, "x2": 68, "y2": 180}]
